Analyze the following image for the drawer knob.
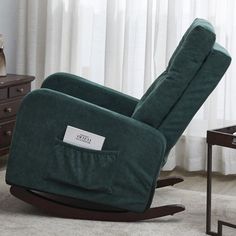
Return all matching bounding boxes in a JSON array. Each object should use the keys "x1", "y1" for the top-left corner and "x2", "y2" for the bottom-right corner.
[
  {"x1": 17, "y1": 88, "x2": 24, "y2": 93},
  {"x1": 5, "y1": 130, "x2": 12, "y2": 136},
  {"x1": 4, "y1": 107, "x2": 12, "y2": 113}
]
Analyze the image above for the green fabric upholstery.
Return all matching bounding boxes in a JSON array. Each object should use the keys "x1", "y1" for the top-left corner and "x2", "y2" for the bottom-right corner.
[
  {"x1": 132, "y1": 18, "x2": 216, "y2": 128},
  {"x1": 137, "y1": 19, "x2": 215, "y2": 104},
  {"x1": 167, "y1": 18, "x2": 215, "y2": 69},
  {"x1": 6, "y1": 89, "x2": 166, "y2": 212},
  {"x1": 42, "y1": 72, "x2": 138, "y2": 117},
  {"x1": 160, "y1": 43, "x2": 231, "y2": 164},
  {"x1": 5, "y1": 19, "x2": 231, "y2": 213}
]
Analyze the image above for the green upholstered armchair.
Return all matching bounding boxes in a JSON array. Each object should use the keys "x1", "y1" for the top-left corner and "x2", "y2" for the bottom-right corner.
[{"x1": 6, "y1": 19, "x2": 231, "y2": 221}]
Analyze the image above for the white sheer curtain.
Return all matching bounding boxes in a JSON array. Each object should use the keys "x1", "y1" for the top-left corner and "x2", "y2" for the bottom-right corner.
[{"x1": 16, "y1": 0, "x2": 236, "y2": 174}]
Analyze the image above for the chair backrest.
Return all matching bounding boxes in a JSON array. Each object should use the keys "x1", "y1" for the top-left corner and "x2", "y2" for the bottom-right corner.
[
  {"x1": 159, "y1": 43, "x2": 231, "y2": 163},
  {"x1": 139, "y1": 18, "x2": 215, "y2": 103},
  {"x1": 132, "y1": 19, "x2": 231, "y2": 163},
  {"x1": 132, "y1": 18, "x2": 216, "y2": 127}
]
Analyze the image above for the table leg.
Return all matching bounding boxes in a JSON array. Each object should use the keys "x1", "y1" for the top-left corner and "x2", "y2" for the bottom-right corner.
[
  {"x1": 218, "y1": 221, "x2": 236, "y2": 236},
  {"x1": 206, "y1": 144, "x2": 217, "y2": 236}
]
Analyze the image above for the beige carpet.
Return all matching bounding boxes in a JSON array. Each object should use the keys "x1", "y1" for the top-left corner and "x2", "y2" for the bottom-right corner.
[{"x1": 0, "y1": 170, "x2": 236, "y2": 236}]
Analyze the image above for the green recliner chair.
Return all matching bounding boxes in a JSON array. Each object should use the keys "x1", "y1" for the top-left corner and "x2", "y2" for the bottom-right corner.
[{"x1": 6, "y1": 19, "x2": 231, "y2": 221}]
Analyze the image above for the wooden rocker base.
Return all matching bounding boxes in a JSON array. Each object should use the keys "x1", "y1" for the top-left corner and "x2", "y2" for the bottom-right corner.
[
  {"x1": 10, "y1": 185, "x2": 185, "y2": 222},
  {"x1": 156, "y1": 176, "x2": 184, "y2": 188}
]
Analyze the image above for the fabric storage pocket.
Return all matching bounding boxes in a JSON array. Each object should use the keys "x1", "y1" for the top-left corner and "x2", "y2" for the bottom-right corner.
[{"x1": 45, "y1": 138, "x2": 118, "y2": 193}]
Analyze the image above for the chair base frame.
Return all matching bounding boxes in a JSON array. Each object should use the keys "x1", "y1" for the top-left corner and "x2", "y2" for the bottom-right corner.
[{"x1": 10, "y1": 176, "x2": 185, "y2": 222}]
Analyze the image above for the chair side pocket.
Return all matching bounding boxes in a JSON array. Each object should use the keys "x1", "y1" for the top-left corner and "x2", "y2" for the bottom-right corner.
[{"x1": 45, "y1": 139, "x2": 118, "y2": 194}]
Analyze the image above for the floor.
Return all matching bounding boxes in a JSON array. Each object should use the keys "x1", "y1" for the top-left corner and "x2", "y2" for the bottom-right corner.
[
  {"x1": 0, "y1": 155, "x2": 7, "y2": 171},
  {"x1": 160, "y1": 168, "x2": 236, "y2": 196},
  {"x1": 2, "y1": 171, "x2": 235, "y2": 236},
  {"x1": 1, "y1": 154, "x2": 236, "y2": 236}
]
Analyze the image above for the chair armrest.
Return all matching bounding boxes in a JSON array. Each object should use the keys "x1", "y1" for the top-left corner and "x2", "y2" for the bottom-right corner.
[
  {"x1": 16, "y1": 88, "x2": 165, "y2": 154},
  {"x1": 7, "y1": 88, "x2": 166, "y2": 212},
  {"x1": 41, "y1": 72, "x2": 139, "y2": 116}
]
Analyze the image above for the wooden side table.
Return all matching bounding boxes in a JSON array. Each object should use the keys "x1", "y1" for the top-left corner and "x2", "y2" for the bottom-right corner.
[
  {"x1": 0, "y1": 74, "x2": 34, "y2": 156},
  {"x1": 206, "y1": 126, "x2": 236, "y2": 236}
]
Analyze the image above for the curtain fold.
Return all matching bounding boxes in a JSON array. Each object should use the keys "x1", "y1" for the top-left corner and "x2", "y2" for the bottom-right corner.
[{"x1": 16, "y1": 0, "x2": 236, "y2": 174}]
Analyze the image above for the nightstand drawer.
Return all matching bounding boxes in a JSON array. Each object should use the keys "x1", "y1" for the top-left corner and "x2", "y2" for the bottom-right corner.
[
  {"x1": 0, "y1": 120, "x2": 15, "y2": 148},
  {"x1": 0, "y1": 100, "x2": 21, "y2": 119},
  {"x1": 0, "y1": 74, "x2": 35, "y2": 157},
  {"x1": 9, "y1": 83, "x2": 30, "y2": 98},
  {"x1": 0, "y1": 88, "x2": 8, "y2": 100}
]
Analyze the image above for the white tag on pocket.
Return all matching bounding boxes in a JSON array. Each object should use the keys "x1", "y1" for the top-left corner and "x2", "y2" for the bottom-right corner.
[{"x1": 63, "y1": 125, "x2": 105, "y2": 150}]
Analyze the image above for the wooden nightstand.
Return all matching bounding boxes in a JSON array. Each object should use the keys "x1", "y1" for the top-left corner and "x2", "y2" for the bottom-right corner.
[{"x1": 0, "y1": 74, "x2": 34, "y2": 156}]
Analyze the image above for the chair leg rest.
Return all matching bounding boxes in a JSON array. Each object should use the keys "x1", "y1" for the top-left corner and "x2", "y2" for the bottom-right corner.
[
  {"x1": 10, "y1": 185, "x2": 185, "y2": 222},
  {"x1": 156, "y1": 176, "x2": 184, "y2": 188}
]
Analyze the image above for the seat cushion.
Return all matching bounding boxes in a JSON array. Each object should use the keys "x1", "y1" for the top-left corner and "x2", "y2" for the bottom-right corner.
[
  {"x1": 159, "y1": 43, "x2": 231, "y2": 164},
  {"x1": 132, "y1": 18, "x2": 216, "y2": 128}
]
